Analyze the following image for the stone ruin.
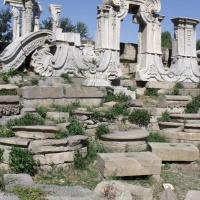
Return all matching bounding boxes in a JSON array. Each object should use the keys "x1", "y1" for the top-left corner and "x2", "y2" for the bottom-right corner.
[{"x1": 0, "y1": 0, "x2": 200, "y2": 86}]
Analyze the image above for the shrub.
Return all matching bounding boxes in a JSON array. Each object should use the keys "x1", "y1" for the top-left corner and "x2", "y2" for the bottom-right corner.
[
  {"x1": 144, "y1": 88, "x2": 159, "y2": 97},
  {"x1": 73, "y1": 150, "x2": 86, "y2": 170},
  {"x1": 68, "y1": 120, "x2": 85, "y2": 135},
  {"x1": 158, "y1": 110, "x2": 171, "y2": 122},
  {"x1": 95, "y1": 125, "x2": 110, "y2": 139},
  {"x1": 9, "y1": 147, "x2": 37, "y2": 175},
  {"x1": 101, "y1": 88, "x2": 131, "y2": 105},
  {"x1": 9, "y1": 187, "x2": 46, "y2": 200},
  {"x1": 7, "y1": 113, "x2": 45, "y2": 127},
  {"x1": 36, "y1": 106, "x2": 50, "y2": 118},
  {"x1": 0, "y1": 89, "x2": 17, "y2": 96},
  {"x1": 147, "y1": 132, "x2": 169, "y2": 143},
  {"x1": 171, "y1": 82, "x2": 184, "y2": 95},
  {"x1": 185, "y1": 96, "x2": 200, "y2": 113},
  {"x1": 128, "y1": 109, "x2": 152, "y2": 127},
  {"x1": 0, "y1": 149, "x2": 4, "y2": 163}
]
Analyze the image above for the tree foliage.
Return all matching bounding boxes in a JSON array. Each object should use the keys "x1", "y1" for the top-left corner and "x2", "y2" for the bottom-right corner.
[
  {"x1": 161, "y1": 31, "x2": 172, "y2": 49},
  {"x1": 0, "y1": 8, "x2": 12, "y2": 42},
  {"x1": 41, "y1": 17, "x2": 90, "y2": 39},
  {"x1": 196, "y1": 39, "x2": 200, "y2": 50}
]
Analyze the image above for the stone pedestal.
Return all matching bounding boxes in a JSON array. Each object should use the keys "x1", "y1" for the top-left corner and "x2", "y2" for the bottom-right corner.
[{"x1": 166, "y1": 18, "x2": 200, "y2": 82}]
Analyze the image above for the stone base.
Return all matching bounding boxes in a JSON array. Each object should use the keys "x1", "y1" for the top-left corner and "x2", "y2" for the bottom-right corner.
[
  {"x1": 97, "y1": 152, "x2": 161, "y2": 178},
  {"x1": 148, "y1": 142, "x2": 199, "y2": 161}
]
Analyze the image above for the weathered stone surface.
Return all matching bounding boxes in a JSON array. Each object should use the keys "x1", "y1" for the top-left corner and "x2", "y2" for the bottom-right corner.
[
  {"x1": 125, "y1": 183, "x2": 153, "y2": 200},
  {"x1": 146, "y1": 82, "x2": 175, "y2": 89},
  {"x1": 15, "y1": 131, "x2": 55, "y2": 139},
  {"x1": 76, "y1": 115, "x2": 89, "y2": 121},
  {"x1": 95, "y1": 181, "x2": 132, "y2": 200},
  {"x1": 0, "y1": 95, "x2": 19, "y2": 103},
  {"x1": 103, "y1": 101, "x2": 117, "y2": 109},
  {"x1": 3, "y1": 174, "x2": 34, "y2": 190},
  {"x1": 170, "y1": 114, "x2": 200, "y2": 119},
  {"x1": 158, "y1": 122, "x2": 184, "y2": 130},
  {"x1": 148, "y1": 143, "x2": 199, "y2": 161},
  {"x1": 165, "y1": 95, "x2": 192, "y2": 101},
  {"x1": 101, "y1": 129, "x2": 149, "y2": 140},
  {"x1": 0, "y1": 192, "x2": 19, "y2": 200},
  {"x1": 128, "y1": 99, "x2": 143, "y2": 107},
  {"x1": 46, "y1": 112, "x2": 69, "y2": 121},
  {"x1": 20, "y1": 86, "x2": 64, "y2": 99},
  {"x1": 56, "y1": 122, "x2": 70, "y2": 130},
  {"x1": 12, "y1": 126, "x2": 59, "y2": 133},
  {"x1": 98, "y1": 152, "x2": 161, "y2": 178},
  {"x1": 0, "y1": 84, "x2": 18, "y2": 90},
  {"x1": 100, "y1": 141, "x2": 147, "y2": 151},
  {"x1": 120, "y1": 80, "x2": 137, "y2": 87},
  {"x1": 63, "y1": 86, "x2": 104, "y2": 98},
  {"x1": 160, "y1": 188, "x2": 178, "y2": 200},
  {"x1": 21, "y1": 107, "x2": 36, "y2": 115},
  {"x1": 73, "y1": 110, "x2": 94, "y2": 115},
  {"x1": 185, "y1": 190, "x2": 200, "y2": 200},
  {"x1": 0, "y1": 138, "x2": 31, "y2": 147}
]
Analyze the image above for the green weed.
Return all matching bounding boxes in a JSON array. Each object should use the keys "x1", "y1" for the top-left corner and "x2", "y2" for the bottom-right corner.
[
  {"x1": 158, "y1": 110, "x2": 171, "y2": 122},
  {"x1": 144, "y1": 88, "x2": 159, "y2": 97},
  {"x1": 95, "y1": 125, "x2": 110, "y2": 139},
  {"x1": 147, "y1": 132, "x2": 169, "y2": 143}
]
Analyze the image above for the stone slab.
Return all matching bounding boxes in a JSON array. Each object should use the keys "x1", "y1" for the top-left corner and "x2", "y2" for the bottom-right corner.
[
  {"x1": 63, "y1": 86, "x2": 104, "y2": 98},
  {"x1": 158, "y1": 122, "x2": 184, "y2": 130},
  {"x1": 0, "y1": 84, "x2": 18, "y2": 90},
  {"x1": 0, "y1": 138, "x2": 31, "y2": 147},
  {"x1": 170, "y1": 114, "x2": 200, "y2": 119},
  {"x1": 20, "y1": 86, "x2": 64, "y2": 99},
  {"x1": 165, "y1": 95, "x2": 192, "y2": 101},
  {"x1": 12, "y1": 126, "x2": 59, "y2": 133},
  {"x1": 46, "y1": 112, "x2": 69, "y2": 121},
  {"x1": 148, "y1": 143, "x2": 199, "y2": 161},
  {"x1": 146, "y1": 82, "x2": 175, "y2": 89},
  {"x1": 0, "y1": 96, "x2": 19, "y2": 104},
  {"x1": 101, "y1": 129, "x2": 149, "y2": 140},
  {"x1": 15, "y1": 131, "x2": 55, "y2": 139},
  {"x1": 179, "y1": 89, "x2": 200, "y2": 97},
  {"x1": 97, "y1": 152, "x2": 161, "y2": 178},
  {"x1": 4, "y1": 174, "x2": 34, "y2": 190},
  {"x1": 185, "y1": 190, "x2": 200, "y2": 200},
  {"x1": 0, "y1": 192, "x2": 19, "y2": 200}
]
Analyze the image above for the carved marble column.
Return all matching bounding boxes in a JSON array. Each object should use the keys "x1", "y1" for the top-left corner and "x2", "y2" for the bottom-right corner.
[
  {"x1": 166, "y1": 18, "x2": 200, "y2": 82},
  {"x1": 12, "y1": 6, "x2": 20, "y2": 40},
  {"x1": 135, "y1": 13, "x2": 168, "y2": 81},
  {"x1": 33, "y1": 2, "x2": 42, "y2": 31},
  {"x1": 49, "y1": 4, "x2": 61, "y2": 35},
  {"x1": 21, "y1": 6, "x2": 26, "y2": 35},
  {"x1": 24, "y1": 0, "x2": 34, "y2": 34}
]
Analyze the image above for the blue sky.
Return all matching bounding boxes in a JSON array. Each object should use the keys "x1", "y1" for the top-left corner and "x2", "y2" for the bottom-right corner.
[{"x1": 2, "y1": 0, "x2": 200, "y2": 43}]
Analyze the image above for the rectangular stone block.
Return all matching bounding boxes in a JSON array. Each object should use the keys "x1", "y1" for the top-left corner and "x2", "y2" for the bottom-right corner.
[
  {"x1": 148, "y1": 143, "x2": 199, "y2": 161},
  {"x1": 0, "y1": 95, "x2": 19, "y2": 104},
  {"x1": 20, "y1": 86, "x2": 63, "y2": 99},
  {"x1": 185, "y1": 190, "x2": 200, "y2": 200},
  {"x1": 97, "y1": 152, "x2": 161, "y2": 178},
  {"x1": 63, "y1": 86, "x2": 104, "y2": 98}
]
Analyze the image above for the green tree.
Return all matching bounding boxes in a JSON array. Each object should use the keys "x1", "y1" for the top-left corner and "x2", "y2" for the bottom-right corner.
[
  {"x1": 161, "y1": 31, "x2": 172, "y2": 49},
  {"x1": 196, "y1": 39, "x2": 200, "y2": 50},
  {"x1": 0, "y1": 8, "x2": 12, "y2": 42},
  {"x1": 41, "y1": 17, "x2": 90, "y2": 39}
]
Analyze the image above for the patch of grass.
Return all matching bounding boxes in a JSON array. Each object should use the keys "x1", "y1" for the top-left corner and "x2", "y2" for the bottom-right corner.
[
  {"x1": 158, "y1": 110, "x2": 171, "y2": 122},
  {"x1": 171, "y1": 82, "x2": 184, "y2": 96},
  {"x1": 73, "y1": 150, "x2": 86, "y2": 170},
  {"x1": 0, "y1": 89, "x2": 17, "y2": 96},
  {"x1": 67, "y1": 119, "x2": 85, "y2": 135},
  {"x1": 185, "y1": 95, "x2": 200, "y2": 113},
  {"x1": 51, "y1": 101, "x2": 80, "y2": 116},
  {"x1": 147, "y1": 132, "x2": 169, "y2": 143},
  {"x1": 31, "y1": 79, "x2": 39, "y2": 86},
  {"x1": 54, "y1": 130, "x2": 69, "y2": 139},
  {"x1": 144, "y1": 88, "x2": 159, "y2": 97},
  {"x1": 8, "y1": 187, "x2": 46, "y2": 200},
  {"x1": 0, "y1": 73, "x2": 9, "y2": 84},
  {"x1": 0, "y1": 127, "x2": 14, "y2": 137},
  {"x1": 61, "y1": 72, "x2": 73, "y2": 84},
  {"x1": 7, "y1": 113, "x2": 45, "y2": 128},
  {"x1": 36, "y1": 106, "x2": 50, "y2": 118},
  {"x1": 95, "y1": 125, "x2": 110, "y2": 139},
  {"x1": 0, "y1": 149, "x2": 4, "y2": 163},
  {"x1": 128, "y1": 109, "x2": 152, "y2": 128},
  {"x1": 9, "y1": 147, "x2": 37, "y2": 175},
  {"x1": 101, "y1": 87, "x2": 131, "y2": 105}
]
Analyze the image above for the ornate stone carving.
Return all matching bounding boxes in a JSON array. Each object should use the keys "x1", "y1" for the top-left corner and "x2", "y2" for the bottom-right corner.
[
  {"x1": 165, "y1": 17, "x2": 200, "y2": 83},
  {"x1": 0, "y1": 105, "x2": 20, "y2": 117},
  {"x1": 49, "y1": 4, "x2": 61, "y2": 34},
  {"x1": 0, "y1": 30, "x2": 55, "y2": 72},
  {"x1": 33, "y1": 2, "x2": 42, "y2": 31}
]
